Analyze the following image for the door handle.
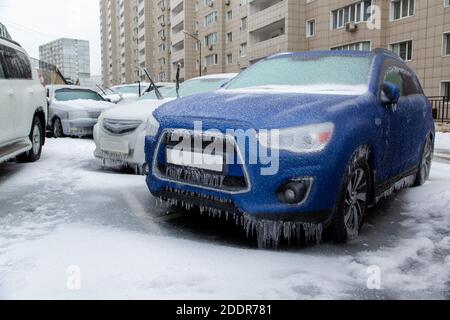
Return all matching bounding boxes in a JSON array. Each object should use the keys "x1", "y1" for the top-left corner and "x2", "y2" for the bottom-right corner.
[
  {"x1": 27, "y1": 88, "x2": 34, "y2": 94},
  {"x1": 6, "y1": 89, "x2": 14, "y2": 96}
]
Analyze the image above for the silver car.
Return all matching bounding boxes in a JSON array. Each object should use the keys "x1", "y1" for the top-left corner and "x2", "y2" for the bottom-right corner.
[{"x1": 46, "y1": 85, "x2": 116, "y2": 137}]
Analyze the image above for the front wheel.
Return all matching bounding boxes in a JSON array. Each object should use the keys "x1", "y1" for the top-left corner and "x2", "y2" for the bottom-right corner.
[
  {"x1": 330, "y1": 147, "x2": 371, "y2": 243},
  {"x1": 413, "y1": 135, "x2": 433, "y2": 187},
  {"x1": 17, "y1": 116, "x2": 43, "y2": 163}
]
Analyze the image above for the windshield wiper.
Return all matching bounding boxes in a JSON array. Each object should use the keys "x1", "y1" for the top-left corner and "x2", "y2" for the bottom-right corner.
[{"x1": 143, "y1": 68, "x2": 164, "y2": 100}]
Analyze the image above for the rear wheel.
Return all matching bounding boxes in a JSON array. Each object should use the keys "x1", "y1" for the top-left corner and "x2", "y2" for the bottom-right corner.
[
  {"x1": 17, "y1": 116, "x2": 43, "y2": 163},
  {"x1": 52, "y1": 117, "x2": 64, "y2": 138},
  {"x1": 330, "y1": 147, "x2": 370, "y2": 243},
  {"x1": 413, "y1": 136, "x2": 433, "y2": 187}
]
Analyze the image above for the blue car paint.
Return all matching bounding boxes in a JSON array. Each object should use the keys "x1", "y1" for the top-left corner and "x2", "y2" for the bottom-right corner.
[{"x1": 145, "y1": 49, "x2": 435, "y2": 223}]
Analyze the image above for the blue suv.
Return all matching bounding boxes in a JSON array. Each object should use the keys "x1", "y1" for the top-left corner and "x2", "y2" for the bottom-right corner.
[{"x1": 145, "y1": 49, "x2": 435, "y2": 248}]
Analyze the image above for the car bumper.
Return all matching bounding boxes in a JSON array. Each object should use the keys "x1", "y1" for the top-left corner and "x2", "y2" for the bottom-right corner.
[
  {"x1": 62, "y1": 118, "x2": 97, "y2": 136},
  {"x1": 145, "y1": 135, "x2": 348, "y2": 224},
  {"x1": 93, "y1": 122, "x2": 147, "y2": 167}
]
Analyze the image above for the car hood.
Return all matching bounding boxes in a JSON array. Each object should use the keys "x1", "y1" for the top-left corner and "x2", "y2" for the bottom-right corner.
[
  {"x1": 53, "y1": 99, "x2": 116, "y2": 112},
  {"x1": 154, "y1": 90, "x2": 371, "y2": 129},
  {"x1": 102, "y1": 98, "x2": 175, "y2": 121}
]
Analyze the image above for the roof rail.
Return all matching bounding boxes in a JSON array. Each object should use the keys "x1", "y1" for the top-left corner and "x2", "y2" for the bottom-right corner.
[
  {"x1": 0, "y1": 36, "x2": 22, "y2": 48},
  {"x1": 372, "y1": 48, "x2": 401, "y2": 60}
]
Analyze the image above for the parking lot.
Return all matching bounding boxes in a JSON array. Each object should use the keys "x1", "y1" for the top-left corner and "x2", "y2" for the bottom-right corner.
[{"x1": 0, "y1": 138, "x2": 449, "y2": 299}]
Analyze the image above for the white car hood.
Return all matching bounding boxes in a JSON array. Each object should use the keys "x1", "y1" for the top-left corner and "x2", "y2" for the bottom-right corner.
[
  {"x1": 102, "y1": 98, "x2": 175, "y2": 121},
  {"x1": 53, "y1": 99, "x2": 116, "y2": 112}
]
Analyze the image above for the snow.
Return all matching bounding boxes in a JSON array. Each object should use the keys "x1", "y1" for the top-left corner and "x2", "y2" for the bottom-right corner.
[
  {"x1": 0, "y1": 138, "x2": 449, "y2": 299},
  {"x1": 191, "y1": 73, "x2": 238, "y2": 81},
  {"x1": 435, "y1": 132, "x2": 450, "y2": 152},
  {"x1": 221, "y1": 84, "x2": 369, "y2": 96},
  {"x1": 54, "y1": 99, "x2": 116, "y2": 111},
  {"x1": 102, "y1": 98, "x2": 174, "y2": 121}
]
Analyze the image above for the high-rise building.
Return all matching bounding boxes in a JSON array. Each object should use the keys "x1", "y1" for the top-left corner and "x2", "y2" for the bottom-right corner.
[
  {"x1": 100, "y1": 0, "x2": 450, "y2": 96},
  {"x1": 39, "y1": 38, "x2": 90, "y2": 84}
]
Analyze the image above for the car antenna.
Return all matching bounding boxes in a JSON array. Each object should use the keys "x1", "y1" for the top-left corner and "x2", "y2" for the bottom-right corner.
[
  {"x1": 143, "y1": 68, "x2": 163, "y2": 100},
  {"x1": 176, "y1": 63, "x2": 181, "y2": 99}
]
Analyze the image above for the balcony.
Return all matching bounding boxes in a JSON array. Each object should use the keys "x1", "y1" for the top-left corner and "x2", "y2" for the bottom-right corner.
[
  {"x1": 248, "y1": 0, "x2": 286, "y2": 32},
  {"x1": 250, "y1": 19, "x2": 285, "y2": 44},
  {"x1": 249, "y1": 33, "x2": 286, "y2": 62},
  {"x1": 249, "y1": 0, "x2": 284, "y2": 15}
]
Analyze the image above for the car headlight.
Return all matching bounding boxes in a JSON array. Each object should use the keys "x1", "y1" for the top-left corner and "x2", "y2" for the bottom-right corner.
[
  {"x1": 259, "y1": 122, "x2": 335, "y2": 153},
  {"x1": 146, "y1": 113, "x2": 160, "y2": 136},
  {"x1": 68, "y1": 111, "x2": 90, "y2": 120}
]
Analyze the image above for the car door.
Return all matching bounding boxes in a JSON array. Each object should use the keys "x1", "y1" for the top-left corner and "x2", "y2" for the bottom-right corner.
[
  {"x1": 377, "y1": 61, "x2": 408, "y2": 182},
  {"x1": 2, "y1": 46, "x2": 34, "y2": 139},
  {"x1": 0, "y1": 44, "x2": 16, "y2": 144},
  {"x1": 399, "y1": 71, "x2": 427, "y2": 170}
]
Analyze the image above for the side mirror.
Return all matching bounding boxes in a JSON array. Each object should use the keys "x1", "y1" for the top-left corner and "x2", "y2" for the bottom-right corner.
[
  {"x1": 105, "y1": 98, "x2": 112, "y2": 103},
  {"x1": 381, "y1": 82, "x2": 400, "y2": 106}
]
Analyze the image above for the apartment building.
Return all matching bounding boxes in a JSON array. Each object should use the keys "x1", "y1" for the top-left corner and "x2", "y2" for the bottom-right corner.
[
  {"x1": 39, "y1": 38, "x2": 90, "y2": 84},
  {"x1": 100, "y1": 0, "x2": 450, "y2": 96},
  {"x1": 100, "y1": 0, "x2": 139, "y2": 87},
  {"x1": 0, "y1": 22, "x2": 12, "y2": 40}
]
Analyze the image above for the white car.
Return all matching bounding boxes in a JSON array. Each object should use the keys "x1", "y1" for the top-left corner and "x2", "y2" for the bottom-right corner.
[
  {"x1": 94, "y1": 74, "x2": 237, "y2": 174},
  {"x1": 47, "y1": 85, "x2": 116, "y2": 137},
  {"x1": 112, "y1": 82, "x2": 174, "y2": 104},
  {"x1": 0, "y1": 36, "x2": 47, "y2": 164}
]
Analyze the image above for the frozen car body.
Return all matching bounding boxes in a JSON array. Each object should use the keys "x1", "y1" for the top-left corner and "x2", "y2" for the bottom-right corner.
[
  {"x1": 94, "y1": 74, "x2": 237, "y2": 174},
  {"x1": 145, "y1": 49, "x2": 435, "y2": 247},
  {"x1": 47, "y1": 85, "x2": 116, "y2": 137}
]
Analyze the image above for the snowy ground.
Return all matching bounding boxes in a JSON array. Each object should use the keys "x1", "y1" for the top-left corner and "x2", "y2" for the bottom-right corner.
[
  {"x1": 436, "y1": 132, "x2": 450, "y2": 153},
  {"x1": 0, "y1": 138, "x2": 449, "y2": 300}
]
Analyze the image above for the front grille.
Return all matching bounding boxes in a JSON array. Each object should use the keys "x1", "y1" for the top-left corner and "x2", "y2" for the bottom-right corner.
[
  {"x1": 153, "y1": 130, "x2": 250, "y2": 194},
  {"x1": 88, "y1": 111, "x2": 102, "y2": 119},
  {"x1": 103, "y1": 119, "x2": 142, "y2": 135}
]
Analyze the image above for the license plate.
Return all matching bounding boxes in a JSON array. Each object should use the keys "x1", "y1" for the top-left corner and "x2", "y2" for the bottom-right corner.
[
  {"x1": 166, "y1": 148, "x2": 224, "y2": 173},
  {"x1": 101, "y1": 139, "x2": 129, "y2": 154}
]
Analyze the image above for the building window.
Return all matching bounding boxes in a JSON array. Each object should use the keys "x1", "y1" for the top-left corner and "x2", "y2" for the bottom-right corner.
[
  {"x1": 241, "y1": 17, "x2": 248, "y2": 31},
  {"x1": 205, "y1": 54, "x2": 218, "y2": 66},
  {"x1": 239, "y1": 42, "x2": 247, "y2": 57},
  {"x1": 446, "y1": 0, "x2": 450, "y2": 7},
  {"x1": 240, "y1": 0, "x2": 248, "y2": 5},
  {"x1": 226, "y1": 53, "x2": 233, "y2": 65},
  {"x1": 331, "y1": 41, "x2": 371, "y2": 51},
  {"x1": 204, "y1": 11, "x2": 218, "y2": 26},
  {"x1": 306, "y1": 19, "x2": 316, "y2": 37},
  {"x1": 204, "y1": 32, "x2": 218, "y2": 47},
  {"x1": 444, "y1": 32, "x2": 450, "y2": 56},
  {"x1": 331, "y1": 0, "x2": 371, "y2": 30},
  {"x1": 442, "y1": 82, "x2": 450, "y2": 98},
  {"x1": 226, "y1": 10, "x2": 233, "y2": 21},
  {"x1": 226, "y1": 32, "x2": 233, "y2": 43},
  {"x1": 390, "y1": 40, "x2": 413, "y2": 61},
  {"x1": 159, "y1": 72, "x2": 166, "y2": 81},
  {"x1": 159, "y1": 57, "x2": 166, "y2": 65},
  {"x1": 390, "y1": 0, "x2": 415, "y2": 20},
  {"x1": 204, "y1": 0, "x2": 213, "y2": 6}
]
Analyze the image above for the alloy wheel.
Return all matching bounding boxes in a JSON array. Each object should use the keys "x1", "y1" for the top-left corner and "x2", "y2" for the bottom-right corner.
[{"x1": 343, "y1": 168, "x2": 368, "y2": 237}]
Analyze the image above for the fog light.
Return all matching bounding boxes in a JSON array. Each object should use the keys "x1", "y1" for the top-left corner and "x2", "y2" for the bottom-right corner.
[{"x1": 278, "y1": 179, "x2": 313, "y2": 205}]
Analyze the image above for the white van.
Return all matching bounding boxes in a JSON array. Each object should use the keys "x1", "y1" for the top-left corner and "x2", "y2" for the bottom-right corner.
[{"x1": 0, "y1": 36, "x2": 47, "y2": 164}]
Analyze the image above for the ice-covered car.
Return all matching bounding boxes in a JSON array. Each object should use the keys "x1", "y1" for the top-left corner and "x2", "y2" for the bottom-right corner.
[
  {"x1": 93, "y1": 74, "x2": 237, "y2": 174},
  {"x1": 47, "y1": 85, "x2": 116, "y2": 137},
  {"x1": 112, "y1": 82, "x2": 174, "y2": 103},
  {"x1": 145, "y1": 49, "x2": 435, "y2": 248}
]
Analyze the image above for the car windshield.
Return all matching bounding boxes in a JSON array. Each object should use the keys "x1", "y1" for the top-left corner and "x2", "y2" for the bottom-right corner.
[
  {"x1": 161, "y1": 77, "x2": 231, "y2": 98},
  {"x1": 113, "y1": 85, "x2": 142, "y2": 94},
  {"x1": 139, "y1": 86, "x2": 176, "y2": 100},
  {"x1": 225, "y1": 55, "x2": 372, "y2": 95},
  {"x1": 55, "y1": 89, "x2": 105, "y2": 101}
]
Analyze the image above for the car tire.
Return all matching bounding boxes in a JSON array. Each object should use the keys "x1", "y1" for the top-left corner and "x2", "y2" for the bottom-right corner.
[
  {"x1": 52, "y1": 117, "x2": 64, "y2": 138},
  {"x1": 17, "y1": 116, "x2": 43, "y2": 163},
  {"x1": 413, "y1": 135, "x2": 433, "y2": 187},
  {"x1": 330, "y1": 146, "x2": 371, "y2": 243}
]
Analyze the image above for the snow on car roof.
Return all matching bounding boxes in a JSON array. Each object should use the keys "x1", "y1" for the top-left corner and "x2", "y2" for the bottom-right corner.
[
  {"x1": 46, "y1": 85, "x2": 97, "y2": 91},
  {"x1": 190, "y1": 73, "x2": 238, "y2": 81}
]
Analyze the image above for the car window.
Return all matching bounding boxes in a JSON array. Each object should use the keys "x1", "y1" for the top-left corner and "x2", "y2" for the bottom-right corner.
[
  {"x1": 163, "y1": 78, "x2": 231, "y2": 98},
  {"x1": 113, "y1": 85, "x2": 140, "y2": 94},
  {"x1": 0, "y1": 57, "x2": 5, "y2": 79},
  {"x1": 55, "y1": 88, "x2": 105, "y2": 101},
  {"x1": 402, "y1": 73, "x2": 421, "y2": 96},
  {"x1": 0, "y1": 45, "x2": 32, "y2": 79},
  {"x1": 384, "y1": 70, "x2": 404, "y2": 97}
]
